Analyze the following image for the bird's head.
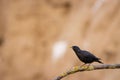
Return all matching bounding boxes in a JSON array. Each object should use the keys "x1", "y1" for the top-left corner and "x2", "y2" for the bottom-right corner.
[{"x1": 71, "y1": 46, "x2": 81, "y2": 51}]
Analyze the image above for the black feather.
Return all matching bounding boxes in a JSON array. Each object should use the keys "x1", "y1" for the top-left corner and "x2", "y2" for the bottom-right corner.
[{"x1": 72, "y1": 46, "x2": 103, "y2": 64}]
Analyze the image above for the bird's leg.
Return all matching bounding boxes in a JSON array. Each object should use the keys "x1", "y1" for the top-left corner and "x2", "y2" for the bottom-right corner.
[
  {"x1": 88, "y1": 63, "x2": 91, "y2": 67},
  {"x1": 86, "y1": 63, "x2": 91, "y2": 69},
  {"x1": 80, "y1": 63, "x2": 86, "y2": 68}
]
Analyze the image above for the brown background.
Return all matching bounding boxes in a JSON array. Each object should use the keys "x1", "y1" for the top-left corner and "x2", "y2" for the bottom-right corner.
[{"x1": 0, "y1": 0, "x2": 120, "y2": 80}]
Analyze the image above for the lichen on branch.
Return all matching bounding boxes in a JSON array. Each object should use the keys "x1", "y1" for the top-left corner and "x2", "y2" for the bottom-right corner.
[{"x1": 54, "y1": 64, "x2": 120, "y2": 80}]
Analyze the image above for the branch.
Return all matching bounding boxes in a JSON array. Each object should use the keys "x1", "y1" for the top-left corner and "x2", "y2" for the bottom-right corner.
[{"x1": 54, "y1": 64, "x2": 120, "y2": 80}]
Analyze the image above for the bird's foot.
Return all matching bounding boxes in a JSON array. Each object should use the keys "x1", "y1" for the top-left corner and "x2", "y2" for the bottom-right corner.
[
  {"x1": 80, "y1": 65, "x2": 94, "y2": 70},
  {"x1": 80, "y1": 65, "x2": 88, "y2": 69},
  {"x1": 80, "y1": 64, "x2": 91, "y2": 69}
]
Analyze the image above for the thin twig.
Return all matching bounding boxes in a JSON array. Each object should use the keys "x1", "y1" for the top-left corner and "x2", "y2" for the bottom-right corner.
[{"x1": 54, "y1": 64, "x2": 120, "y2": 80}]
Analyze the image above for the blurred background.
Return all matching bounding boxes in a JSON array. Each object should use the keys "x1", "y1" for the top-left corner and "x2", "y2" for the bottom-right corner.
[{"x1": 0, "y1": 0, "x2": 120, "y2": 80}]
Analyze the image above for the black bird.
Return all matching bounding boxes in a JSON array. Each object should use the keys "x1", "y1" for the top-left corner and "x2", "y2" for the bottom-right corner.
[{"x1": 71, "y1": 46, "x2": 103, "y2": 66}]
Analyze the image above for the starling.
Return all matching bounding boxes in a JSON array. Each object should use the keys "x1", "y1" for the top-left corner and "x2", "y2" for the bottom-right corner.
[{"x1": 71, "y1": 46, "x2": 103, "y2": 66}]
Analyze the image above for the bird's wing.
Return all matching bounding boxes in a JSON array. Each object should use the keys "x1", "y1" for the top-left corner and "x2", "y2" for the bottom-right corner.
[{"x1": 81, "y1": 50, "x2": 97, "y2": 59}]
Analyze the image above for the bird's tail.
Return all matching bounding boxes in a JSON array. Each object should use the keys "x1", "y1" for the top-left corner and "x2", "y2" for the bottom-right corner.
[{"x1": 97, "y1": 60, "x2": 103, "y2": 64}]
